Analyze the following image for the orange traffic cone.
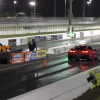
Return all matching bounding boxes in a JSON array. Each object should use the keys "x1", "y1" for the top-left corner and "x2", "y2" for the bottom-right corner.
[{"x1": 43, "y1": 59, "x2": 46, "y2": 67}]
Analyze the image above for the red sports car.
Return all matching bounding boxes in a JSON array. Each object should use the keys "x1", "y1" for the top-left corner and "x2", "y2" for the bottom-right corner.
[{"x1": 68, "y1": 45, "x2": 98, "y2": 61}]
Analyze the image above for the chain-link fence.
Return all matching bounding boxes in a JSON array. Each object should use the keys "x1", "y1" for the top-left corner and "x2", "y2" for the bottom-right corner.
[{"x1": 0, "y1": 17, "x2": 100, "y2": 35}]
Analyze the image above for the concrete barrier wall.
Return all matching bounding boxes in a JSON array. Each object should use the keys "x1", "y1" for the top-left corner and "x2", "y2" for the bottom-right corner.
[
  {"x1": 0, "y1": 33, "x2": 69, "y2": 46},
  {"x1": 0, "y1": 30, "x2": 100, "y2": 46},
  {"x1": 47, "y1": 44, "x2": 75, "y2": 54},
  {"x1": 0, "y1": 37, "x2": 28, "y2": 46}
]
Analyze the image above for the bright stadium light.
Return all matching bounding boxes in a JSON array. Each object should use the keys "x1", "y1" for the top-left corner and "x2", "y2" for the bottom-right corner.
[
  {"x1": 30, "y1": 1, "x2": 35, "y2": 6},
  {"x1": 87, "y1": 1, "x2": 91, "y2": 4},
  {"x1": 14, "y1": 0, "x2": 17, "y2": 4}
]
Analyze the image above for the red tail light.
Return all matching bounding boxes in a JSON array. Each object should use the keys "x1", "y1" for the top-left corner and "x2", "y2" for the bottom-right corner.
[
  {"x1": 82, "y1": 51, "x2": 89, "y2": 53},
  {"x1": 70, "y1": 50, "x2": 75, "y2": 52}
]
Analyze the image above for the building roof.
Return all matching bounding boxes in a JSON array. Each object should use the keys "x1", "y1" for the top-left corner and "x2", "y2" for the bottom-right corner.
[{"x1": 16, "y1": 12, "x2": 25, "y2": 15}]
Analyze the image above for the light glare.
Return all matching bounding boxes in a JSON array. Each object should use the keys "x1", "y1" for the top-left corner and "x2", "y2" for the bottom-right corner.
[
  {"x1": 30, "y1": 1, "x2": 35, "y2": 6},
  {"x1": 87, "y1": 1, "x2": 91, "y2": 4},
  {"x1": 14, "y1": 1, "x2": 17, "y2": 4}
]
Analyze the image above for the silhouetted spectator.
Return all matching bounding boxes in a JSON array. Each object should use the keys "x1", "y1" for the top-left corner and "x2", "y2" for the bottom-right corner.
[{"x1": 28, "y1": 39, "x2": 37, "y2": 51}]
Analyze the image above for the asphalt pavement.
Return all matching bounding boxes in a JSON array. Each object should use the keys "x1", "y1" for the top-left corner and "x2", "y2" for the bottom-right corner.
[{"x1": 1, "y1": 35, "x2": 100, "y2": 100}]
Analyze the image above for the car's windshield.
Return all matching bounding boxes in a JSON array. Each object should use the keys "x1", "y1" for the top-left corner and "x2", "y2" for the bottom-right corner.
[{"x1": 75, "y1": 46, "x2": 87, "y2": 50}]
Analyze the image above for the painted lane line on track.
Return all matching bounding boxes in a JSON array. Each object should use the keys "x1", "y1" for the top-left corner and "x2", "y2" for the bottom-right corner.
[
  {"x1": 0, "y1": 58, "x2": 53, "y2": 72},
  {"x1": 0, "y1": 61, "x2": 71, "y2": 82},
  {"x1": 57, "y1": 54, "x2": 68, "y2": 58},
  {"x1": 0, "y1": 54, "x2": 68, "y2": 72}
]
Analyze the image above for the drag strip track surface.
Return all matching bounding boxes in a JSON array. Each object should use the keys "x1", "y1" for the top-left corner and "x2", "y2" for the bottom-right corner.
[
  {"x1": 0, "y1": 41, "x2": 100, "y2": 99},
  {"x1": 0, "y1": 58, "x2": 100, "y2": 100}
]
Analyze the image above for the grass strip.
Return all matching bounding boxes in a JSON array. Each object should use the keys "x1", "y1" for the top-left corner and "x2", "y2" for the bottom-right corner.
[
  {"x1": 73, "y1": 86, "x2": 100, "y2": 100},
  {"x1": 94, "y1": 96, "x2": 100, "y2": 100},
  {"x1": 0, "y1": 31, "x2": 66, "y2": 39}
]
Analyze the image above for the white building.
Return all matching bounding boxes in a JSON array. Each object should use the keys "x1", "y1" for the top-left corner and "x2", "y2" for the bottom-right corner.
[{"x1": 15, "y1": 12, "x2": 26, "y2": 17}]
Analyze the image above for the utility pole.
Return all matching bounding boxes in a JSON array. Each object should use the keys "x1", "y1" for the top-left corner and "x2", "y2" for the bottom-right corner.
[
  {"x1": 14, "y1": 3, "x2": 15, "y2": 15},
  {"x1": 65, "y1": 0, "x2": 66, "y2": 17},
  {"x1": 0, "y1": 0, "x2": 1, "y2": 14},
  {"x1": 69, "y1": 0, "x2": 73, "y2": 43},
  {"x1": 69, "y1": 0, "x2": 72, "y2": 26},
  {"x1": 34, "y1": 0, "x2": 36, "y2": 17},
  {"x1": 54, "y1": 0, "x2": 56, "y2": 17},
  {"x1": 14, "y1": 1, "x2": 17, "y2": 16},
  {"x1": 83, "y1": 0, "x2": 85, "y2": 17},
  {"x1": 90, "y1": 3, "x2": 91, "y2": 17}
]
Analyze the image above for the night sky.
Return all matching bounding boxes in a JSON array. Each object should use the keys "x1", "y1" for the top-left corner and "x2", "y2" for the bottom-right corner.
[{"x1": 0, "y1": 0, "x2": 100, "y2": 17}]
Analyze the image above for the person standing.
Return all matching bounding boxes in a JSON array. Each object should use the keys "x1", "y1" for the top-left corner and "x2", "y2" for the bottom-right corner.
[
  {"x1": 32, "y1": 39, "x2": 37, "y2": 51},
  {"x1": 28, "y1": 39, "x2": 37, "y2": 51}
]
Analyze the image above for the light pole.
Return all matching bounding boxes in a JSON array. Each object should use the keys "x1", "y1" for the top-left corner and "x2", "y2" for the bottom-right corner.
[
  {"x1": 0, "y1": 0, "x2": 1, "y2": 14},
  {"x1": 90, "y1": 2, "x2": 91, "y2": 17},
  {"x1": 69, "y1": 0, "x2": 72, "y2": 26},
  {"x1": 87, "y1": 1, "x2": 90, "y2": 17},
  {"x1": 30, "y1": 1, "x2": 35, "y2": 17},
  {"x1": 83, "y1": 0, "x2": 85, "y2": 17},
  {"x1": 89, "y1": 0, "x2": 92, "y2": 17},
  {"x1": 65, "y1": 0, "x2": 66, "y2": 17},
  {"x1": 69, "y1": 0, "x2": 73, "y2": 43},
  {"x1": 14, "y1": 0, "x2": 17, "y2": 16},
  {"x1": 34, "y1": 0, "x2": 36, "y2": 17},
  {"x1": 54, "y1": 0, "x2": 56, "y2": 17}
]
